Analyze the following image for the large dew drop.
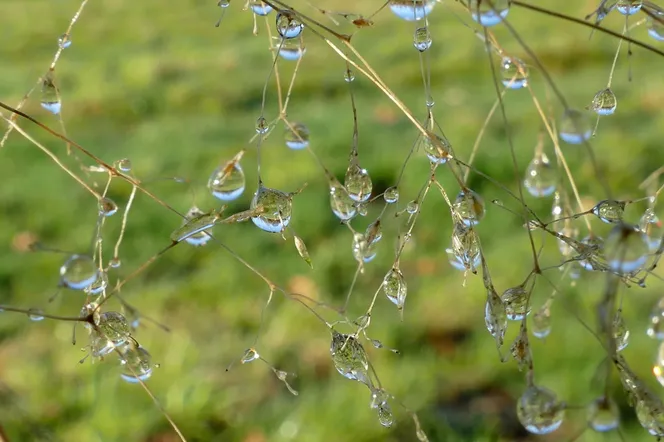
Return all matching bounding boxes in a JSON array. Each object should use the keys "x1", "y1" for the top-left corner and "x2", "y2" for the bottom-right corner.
[
  {"x1": 451, "y1": 222, "x2": 480, "y2": 273},
  {"x1": 276, "y1": 11, "x2": 304, "y2": 39},
  {"x1": 388, "y1": 0, "x2": 435, "y2": 21},
  {"x1": 501, "y1": 56, "x2": 528, "y2": 89},
  {"x1": 559, "y1": 109, "x2": 591, "y2": 145},
  {"x1": 603, "y1": 223, "x2": 648, "y2": 273},
  {"x1": 616, "y1": 0, "x2": 643, "y2": 15},
  {"x1": 413, "y1": 26, "x2": 432, "y2": 51},
  {"x1": 60, "y1": 254, "x2": 99, "y2": 291},
  {"x1": 92, "y1": 311, "x2": 131, "y2": 357},
  {"x1": 587, "y1": 397, "x2": 620, "y2": 432},
  {"x1": 591, "y1": 88, "x2": 617, "y2": 116},
  {"x1": 277, "y1": 39, "x2": 306, "y2": 61},
  {"x1": 119, "y1": 343, "x2": 153, "y2": 383},
  {"x1": 98, "y1": 197, "x2": 118, "y2": 217},
  {"x1": 524, "y1": 152, "x2": 556, "y2": 197},
  {"x1": 181, "y1": 207, "x2": 213, "y2": 246},
  {"x1": 501, "y1": 285, "x2": 530, "y2": 321},
  {"x1": 208, "y1": 158, "x2": 246, "y2": 201},
  {"x1": 344, "y1": 164, "x2": 373, "y2": 203},
  {"x1": 423, "y1": 134, "x2": 452, "y2": 164},
  {"x1": 251, "y1": 186, "x2": 293, "y2": 233},
  {"x1": 330, "y1": 185, "x2": 357, "y2": 221},
  {"x1": 250, "y1": 0, "x2": 273, "y2": 15},
  {"x1": 468, "y1": 0, "x2": 510, "y2": 26},
  {"x1": 452, "y1": 189, "x2": 485, "y2": 226},
  {"x1": 592, "y1": 199, "x2": 625, "y2": 224},
  {"x1": 517, "y1": 385, "x2": 566, "y2": 435},
  {"x1": 383, "y1": 268, "x2": 407, "y2": 310},
  {"x1": 384, "y1": 186, "x2": 399, "y2": 204},
  {"x1": 330, "y1": 331, "x2": 370, "y2": 386},
  {"x1": 284, "y1": 122, "x2": 310, "y2": 149},
  {"x1": 40, "y1": 76, "x2": 61, "y2": 115}
]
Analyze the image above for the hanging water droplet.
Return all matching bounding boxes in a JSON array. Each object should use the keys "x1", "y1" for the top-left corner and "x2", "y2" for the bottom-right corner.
[
  {"x1": 357, "y1": 203, "x2": 369, "y2": 217},
  {"x1": 501, "y1": 56, "x2": 528, "y2": 89},
  {"x1": 84, "y1": 271, "x2": 108, "y2": 295},
  {"x1": 40, "y1": 75, "x2": 61, "y2": 115},
  {"x1": 501, "y1": 285, "x2": 530, "y2": 321},
  {"x1": 181, "y1": 207, "x2": 213, "y2": 246},
  {"x1": 647, "y1": 10, "x2": 664, "y2": 42},
  {"x1": 612, "y1": 309, "x2": 630, "y2": 352},
  {"x1": 172, "y1": 208, "x2": 218, "y2": 244},
  {"x1": 250, "y1": 0, "x2": 273, "y2": 15},
  {"x1": 284, "y1": 122, "x2": 310, "y2": 150},
  {"x1": 255, "y1": 116, "x2": 269, "y2": 134},
  {"x1": 616, "y1": 0, "x2": 642, "y2": 15},
  {"x1": 413, "y1": 26, "x2": 432, "y2": 51},
  {"x1": 93, "y1": 311, "x2": 131, "y2": 356},
  {"x1": 559, "y1": 109, "x2": 592, "y2": 145},
  {"x1": 592, "y1": 199, "x2": 626, "y2": 224},
  {"x1": 60, "y1": 254, "x2": 99, "y2": 291},
  {"x1": 330, "y1": 185, "x2": 357, "y2": 221},
  {"x1": 80, "y1": 302, "x2": 100, "y2": 331},
  {"x1": 587, "y1": 397, "x2": 620, "y2": 432},
  {"x1": 591, "y1": 88, "x2": 617, "y2": 116},
  {"x1": 343, "y1": 69, "x2": 355, "y2": 83},
  {"x1": 384, "y1": 186, "x2": 399, "y2": 204},
  {"x1": 377, "y1": 404, "x2": 394, "y2": 428},
  {"x1": 604, "y1": 223, "x2": 648, "y2": 273},
  {"x1": 109, "y1": 257, "x2": 121, "y2": 269},
  {"x1": 639, "y1": 208, "x2": 663, "y2": 252},
  {"x1": 406, "y1": 200, "x2": 418, "y2": 215},
  {"x1": 388, "y1": 0, "x2": 435, "y2": 21},
  {"x1": 218, "y1": 0, "x2": 230, "y2": 8},
  {"x1": 98, "y1": 197, "x2": 118, "y2": 217},
  {"x1": 330, "y1": 330, "x2": 370, "y2": 385},
  {"x1": 422, "y1": 134, "x2": 452, "y2": 164},
  {"x1": 578, "y1": 234, "x2": 605, "y2": 271},
  {"x1": 352, "y1": 233, "x2": 376, "y2": 264},
  {"x1": 647, "y1": 298, "x2": 664, "y2": 339},
  {"x1": 58, "y1": 34, "x2": 72, "y2": 49},
  {"x1": 532, "y1": 305, "x2": 551, "y2": 339},
  {"x1": 28, "y1": 308, "x2": 44, "y2": 322},
  {"x1": 344, "y1": 164, "x2": 373, "y2": 203},
  {"x1": 524, "y1": 152, "x2": 556, "y2": 197},
  {"x1": 383, "y1": 268, "x2": 407, "y2": 310},
  {"x1": 452, "y1": 189, "x2": 485, "y2": 226},
  {"x1": 119, "y1": 343, "x2": 153, "y2": 383},
  {"x1": 516, "y1": 385, "x2": 566, "y2": 435},
  {"x1": 276, "y1": 11, "x2": 304, "y2": 39},
  {"x1": 241, "y1": 348, "x2": 260, "y2": 364},
  {"x1": 447, "y1": 246, "x2": 480, "y2": 271},
  {"x1": 114, "y1": 158, "x2": 132, "y2": 173},
  {"x1": 468, "y1": 0, "x2": 510, "y2": 26},
  {"x1": 485, "y1": 289, "x2": 507, "y2": 347},
  {"x1": 451, "y1": 222, "x2": 480, "y2": 273},
  {"x1": 208, "y1": 157, "x2": 246, "y2": 202},
  {"x1": 277, "y1": 38, "x2": 306, "y2": 61},
  {"x1": 251, "y1": 186, "x2": 293, "y2": 233}
]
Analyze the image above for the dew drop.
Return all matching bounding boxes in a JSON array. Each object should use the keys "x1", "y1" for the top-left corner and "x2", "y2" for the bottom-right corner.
[
  {"x1": 250, "y1": 186, "x2": 293, "y2": 233},
  {"x1": 276, "y1": 11, "x2": 304, "y2": 39},
  {"x1": 383, "y1": 268, "x2": 407, "y2": 310},
  {"x1": 559, "y1": 109, "x2": 592, "y2": 145},
  {"x1": 277, "y1": 38, "x2": 306, "y2": 61},
  {"x1": 255, "y1": 116, "x2": 269, "y2": 134},
  {"x1": 114, "y1": 158, "x2": 132, "y2": 173},
  {"x1": 98, "y1": 197, "x2": 118, "y2": 217},
  {"x1": 587, "y1": 397, "x2": 620, "y2": 432},
  {"x1": 58, "y1": 34, "x2": 71, "y2": 49},
  {"x1": 344, "y1": 164, "x2": 373, "y2": 203},
  {"x1": 616, "y1": 0, "x2": 642, "y2": 15},
  {"x1": 388, "y1": 0, "x2": 435, "y2": 21},
  {"x1": 484, "y1": 289, "x2": 507, "y2": 346},
  {"x1": 94, "y1": 311, "x2": 131, "y2": 356},
  {"x1": 636, "y1": 398, "x2": 664, "y2": 437},
  {"x1": 208, "y1": 156, "x2": 245, "y2": 202},
  {"x1": 330, "y1": 331, "x2": 370, "y2": 385},
  {"x1": 532, "y1": 305, "x2": 551, "y2": 339},
  {"x1": 250, "y1": 0, "x2": 273, "y2": 15},
  {"x1": 241, "y1": 348, "x2": 260, "y2": 364},
  {"x1": 28, "y1": 308, "x2": 44, "y2": 322},
  {"x1": 84, "y1": 271, "x2": 108, "y2": 295},
  {"x1": 377, "y1": 404, "x2": 394, "y2": 428},
  {"x1": 578, "y1": 234, "x2": 605, "y2": 271},
  {"x1": 524, "y1": 152, "x2": 556, "y2": 197},
  {"x1": 422, "y1": 133, "x2": 452, "y2": 164},
  {"x1": 284, "y1": 122, "x2": 310, "y2": 150},
  {"x1": 647, "y1": 10, "x2": 664, "y2": 42},
  {"x1": 80, "y1": 302, "x2": 100, "y2": 331},
  {"x1": 384, "y1": 186, "x2": 399, "y2": 204},
  {"x1": 501, "y1": 285, "x2": 530, "y2": 321},
  {"x1": 181, "y1": 207, "x2": 213, "y2": 246},
  {"x1": 516, "y1": 385, "x2": 565, "y2": 435},
  {"x1": 406, "y1": 200, "x2": 419, "y2": 215},
  {"x1": 452, "y1": 189, "x2": 485, "y2": 226},
  {"x1": 413, "y1": 26, "x2": 432, "y2": 51},
  {"x1": 119, "y1": 344, "x2": 153, "y2": 383},
  {"x1": 357, "y1": 203, "x2": 369, "y2": 217},
  {"x1": 352, "y1": 233, "x2": 376, "y2": 264},
  {"x1": 217, "y1": 0, "x2": 230, "y2": 8},
  {"x1": 40, "y1": 76, "x2": 61, "y2": 115},
  {"x1": 370, "y1": 387, "x2": 390, "y2": 409},
  {"x1": 60, "y1": 254, "x2": 99, "y2": 291},
  {"x1": 501, "y1": 56, "x2": 528, "y2": 90},
  {"x1": 468, "y1": 0, "x2": 510, "y2": 26},
  {"x1": 604, "y1": 223, "x2": 648, "y2": 273},
  {"x1": 612, "y1": 310, "x2": 630, "y2": 351},
  {"x1": 451, "y1": 222, "x2": 480, "y2": 272},
  {"x1": 639, "y1": 208, "x2": 663, "y2": 252},
  {"x1": 330, "y1": 185, "x2": 357, "y2": 221},
  {"x1": 109, "y1": 257, "x2": 121, "y2": 269},
  {"x1": 647, "y1": 297, "x2": 664, "y2": 339},
  {"x1": 592, "y1": 199, "x2": 625, "y2": 224},
  {"x1": 591, "y1": 88, "x2": 617, "y2": 116},
  {"x1": 447, "y1": 246, "x2": 480, "y2": 271},
  {"x1": 343, "y1": 69, "x2": 355, "y2": 83}
]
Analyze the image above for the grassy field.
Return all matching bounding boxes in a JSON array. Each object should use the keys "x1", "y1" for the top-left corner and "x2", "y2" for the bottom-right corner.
[{"x1": 2, "y1": 0, "x2": 664, "y2": 441}]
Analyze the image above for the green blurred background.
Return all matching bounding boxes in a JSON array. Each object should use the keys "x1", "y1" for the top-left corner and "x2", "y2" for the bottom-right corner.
[{"x1": 2, "y1": 0, "x2": 664, "y2": 440}]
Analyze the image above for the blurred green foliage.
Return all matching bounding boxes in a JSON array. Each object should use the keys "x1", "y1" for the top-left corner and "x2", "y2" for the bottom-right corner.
[{"x1": 1, "y1": 0, "x2": 664, "y2": 441}]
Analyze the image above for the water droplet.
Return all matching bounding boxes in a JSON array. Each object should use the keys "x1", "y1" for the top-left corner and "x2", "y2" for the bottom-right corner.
[
  {"x1": 28, "y1": 308, "x2": 44, "y2": 322},
  {"x1": 383, "y1": 268, "x2": 407, "y2": 310},
  {"x1": 501, "y1": 56, "x2": 528, "y2": 89},
  {"x1": 648, "y1": 298, "x2": 664, "y2": 339},
  {"x1": 276, "y1": 11, "x2": 304, "y2": 39},
  {"x1": 578, "y1": 235, "x2": 605, "y2": 271},
  {"x1": 468, "y1": 0, "x2": 510, "y2": 26},
  {"x1": 277, "y1": 38, "x2": 306, "y2": 61},
  {"x1": 591, "y1": 88, "x2": 617, "y2": 115},
  {"x1": 604, "y1": 223, "x2": 648, "y2": 273},
  {"x1": 80, "y1": 302, "x2": 100, "y2": 331},
  {"x1": 58, "y1": 34, "x2": 71, "y2": 49},
  {"x1": 40, "y1": 75, "x2": 61, "y2": 115},
  {"x1": 559, "y1": 109, "x2": 591, "y2": 145},
  {"x1": 502, "y1": 285, "x2": 530, "y2": 321},
  {"x1": 60, "y1": 254, "x2": 99, "y2": 290},
  {"x1": 357, "y1": 203, "x2": 369, "y2": 217},
  {"x1": 370, "y1": 388, "x2": 390, "y2": 409},
  {"x1": 516, "y1": 385, "x2": 565, "y2": 435},
  {"x1": 452, "y1": 189, "x2": 485, "y2": 226},
  {"x1": 284, "y1": 122, "x2": 310, "y2": 150},
  {"x1": 377, "y1": 404, "x2": 394, "y2": 428},
  {"x1": 119, "y1": 344, "x2": 153, "y2": 383},
  {"x1": 93, "y1": 311, "x2": 131, "y2": 356},
  {"x1": 330, "y1": 330, "x2": 370, "y2": 385},
  {"x1": 384, "y1": 186, "x2": 399, "y2": 204},
  {"x1": 98, "y1": 197, "x2": 118, "y2": 217},
  {"x1": 592, "y1": 199, "x2": 626, "y2": 224},
  {"x1": 413, "y1": 26, "x2": 432, "y2": 51},
  {"x1": 639, "y1": 208, "x2": 663, "y2": 252},
  {"x1": 250, "y1": 0, "x2": 273, "y2": 15},
  {"x1": 114, "y1": 158, "x2": 132, "y2": 173},
  {"x1": 343, "y1": 69, "x2": 355, "y2": 83},
  {"x1": 636, "y1": 398, "x2": 664, "y2": 437},
  {"x1": 587, "y1": 397, "x2": 620, "y2": 432},
  {"x1": 344, "y1": 164, "x2": 373, "y2": 203},
  {"x1": 388, "y1": 0, "x2": 435, "y2": 21},
  {"x1": 255, "y1": 116, "x2": 269, "y2": 134},
  {"x1": 616, "y1": 0, "x2": 642, "y2": 15},
  {"x1": 84, "y1": 271, "x2": 108, "y2": 295},
  {"x1": 422, "y1": 134, "x2": 452, "y2": 164},
  {"x1": 613, "y1": 310, "x2": 630, "y2": 351},
  {"x1": 241, "y1": 348, "x2": 260, "y2": 364},
  {"x1": 208, "y1": 157, "x2": 246, "y2": 202},
  {"x1": 352, "y1": 233, "x2": 376, "y2": 264},
  {"x1": 524, "y1": 152, "x2": 556, "y2": 197},
  {"x1": 251, "y1": 186, "x2": 293, "y2": 233},
  {"x1": 485, "y1": 289, "x2": 507, "y2": 347},
  {"x1": 532, "y1": 305, "x2": 551, "y2": 339},
  {"x1": 451, "y1": 222, "x2": 480, "y2": 272},
  {"x1": 109, "y1": 257, "x2": 121, "y2": 269},
  {"x1": 647, "y1": 10, "x2": 664, "y2": 42},
  {"x1": 218, "y1": 0, "x2": 230, "y2": 8},
  {"x1": 330, "y1": 186, "x2": 357, "y2": 221},
  {"x1": 181, "y1": 207, "x2": 213, "y2": 246}
]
